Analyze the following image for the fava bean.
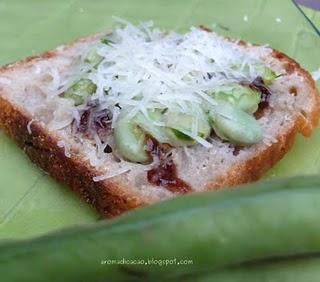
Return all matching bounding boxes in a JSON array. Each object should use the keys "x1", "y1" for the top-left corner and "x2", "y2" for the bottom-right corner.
[
  {"x1": 211, "y1": 83, "x2": 261, "y2": 113},
  {"x1": 84, "y1": 48, "x2": 103, "y2": 68},
  {"x1": 164, "y1": 109, "x2": 211, "y2": 146},
  {"x1": 62, "y1": 78, "x2": 96, "y2": 106},
  {"x1": 209, "y1": 101, "x2": 262, "y2": 145},
  {"x1": 114, "y1": 112, "x2": 151, "y2": 163}
]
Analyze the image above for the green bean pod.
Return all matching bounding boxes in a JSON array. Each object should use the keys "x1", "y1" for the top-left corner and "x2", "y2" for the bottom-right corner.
[
  {"x1": 2, "y1": 176, "x2": 320, "y2": 281},
  {"x1": 192, "y1": 255, "x2": 320, "y2": 282}
]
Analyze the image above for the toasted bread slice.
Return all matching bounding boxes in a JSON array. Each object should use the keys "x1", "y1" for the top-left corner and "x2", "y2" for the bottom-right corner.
[{"x1": 0, "y1": 28, "x2": 319, "y2": 217}]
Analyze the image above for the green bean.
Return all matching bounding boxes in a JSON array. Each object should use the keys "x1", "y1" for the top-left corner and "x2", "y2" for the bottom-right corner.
[
  {"x1": 211, "y1": 83, "x2": 261, "y2": 113},
  {"x1": 192, "y1": 255, "x2": 320, "y2": 282},
  {"x1": 109, "y1": 175, "x2": 320, "y2": 225},
  {"x1": 62, "y1": 78, "x2": 96, "y2": 106},
  {"x1": 2, "y1": 176, "x2": 320, "y2": 281},
  {"x1": 209, "y1": 101, "x2": 262, "y2": 145}
]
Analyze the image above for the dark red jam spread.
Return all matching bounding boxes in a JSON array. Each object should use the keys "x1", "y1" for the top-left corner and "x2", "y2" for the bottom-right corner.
[
  {"x1": 250, "y1": 76, "x2": 272, "y2": 111},
  {"x1": 78, "y1": 107, "x2": 112, "y2": 138},
  {"x1": 146, "y1": 137, "x2": 191, "y2": 193}
]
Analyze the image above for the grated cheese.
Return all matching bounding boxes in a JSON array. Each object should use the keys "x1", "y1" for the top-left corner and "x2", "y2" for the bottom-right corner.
[
  {"x1": 27, "y1": 119, "x2": 35, "y2": 134},
  {"x1": 39, "y1": 20, "x2": 272, "y2": 171},
  {"x1": 73, "y1": 20, "x2": 269, "y2": 145},
  {"x1": 57, "y1": 140, "x2": 71, "y2": 158},
  {"x1": 93, "y1": 168, "x2": 131, "y2": 182}
]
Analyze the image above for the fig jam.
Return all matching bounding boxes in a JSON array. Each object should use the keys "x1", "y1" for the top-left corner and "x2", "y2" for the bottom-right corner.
[
  {"x1": 78, "y1": 107, "x2": 112, "y2": 138},
  {"x1": 249, "y1": 76, "x2": 272, "y2": 119},
  {"x1": 147, "y1": 159, "x2": 191, "y2": 193},
  {"x1": 78, "y1": 109, "x2": 91, "y2": 133},
  {"x1": 250, "y1": 76, "x2": 272, "y2": 111},
  {"x1": 146, "y1": 137, "x2": 191, "y2": 193}
]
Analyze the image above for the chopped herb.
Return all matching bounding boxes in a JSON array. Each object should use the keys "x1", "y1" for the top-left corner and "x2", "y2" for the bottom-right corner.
[
  {"x1": 101, "y1": 38, "x2": 114, "y2": 45},
  {"x1": 161, "y1": 108, "x2": 168, "y2": 114}
]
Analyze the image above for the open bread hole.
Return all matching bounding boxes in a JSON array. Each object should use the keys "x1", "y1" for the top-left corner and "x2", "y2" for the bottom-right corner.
[
  {"x1": 232, "y1": 146, "x2": 242, "y2": 156},
  {"x1": 228, "y1": 144, "x2": 242, "y2": 156},
  {"x1": 104, "y1": 144, "x2": 113, "y2": 153},
  {"x1": 289, "y1": 86, "x2": 298, "y2": 96}
]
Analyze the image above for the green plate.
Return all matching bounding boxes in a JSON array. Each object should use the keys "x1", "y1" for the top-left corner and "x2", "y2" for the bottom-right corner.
[{"x1": 0, "y1": 0, "x2": 319, "y2": 240}]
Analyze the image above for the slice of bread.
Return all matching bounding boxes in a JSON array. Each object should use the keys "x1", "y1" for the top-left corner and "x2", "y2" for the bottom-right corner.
[{"x1": 0, "y1": 29, "x2": 319, "y2": 217}]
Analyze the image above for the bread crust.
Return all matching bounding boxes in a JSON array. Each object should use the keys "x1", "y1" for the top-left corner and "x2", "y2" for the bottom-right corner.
[
  {"x1": 205, "y1": 50, "x2": 320, "y2": 190},
  {"x1": 0, "y1": 35, "x2": 319, "y2": 217},
  {"x1": 0, "y1": 97, "x2": 147, "y2": 217},
  {"x1": 0, "y1": 32, "x2": 149, "y2": 217}
]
